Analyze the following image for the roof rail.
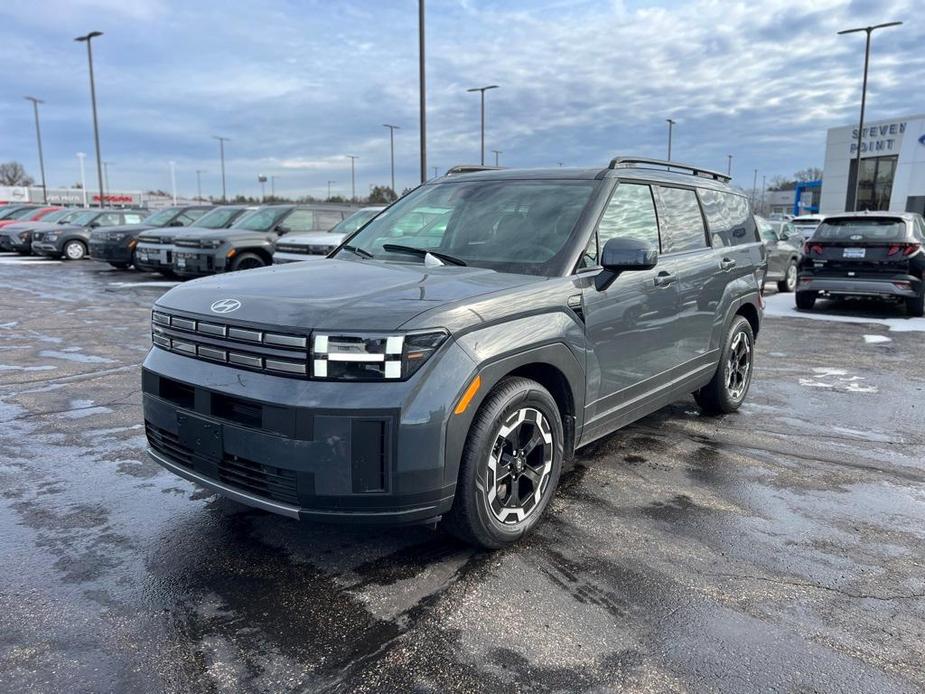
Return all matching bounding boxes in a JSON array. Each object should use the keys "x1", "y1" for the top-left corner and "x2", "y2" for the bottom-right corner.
[
  {"x1": 608, "y1": 156, "x2": 731, "y2": 183},
  {"x1": 444, "y1": 164, "x2": 504, "y2": 176}
]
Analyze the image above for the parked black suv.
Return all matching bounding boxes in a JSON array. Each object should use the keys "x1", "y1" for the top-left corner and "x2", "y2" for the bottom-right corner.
[
  {"x1": 33, "y1": 209, "x2": 148, "y2": 260},
  {"x1": 133, "y1": 205, "x2": 255, "y2": 276},
  {"x1": 143, "y1": 157, "x2": 764, "y2": 548},
  {"x1": 796, "y1": 212, "x2": 925, "y2": 316},
  {"x1": 89, "y1": 205, "x2": 211, "y2": 269},
  {"x1": 171, "y1": 204, "x2": 356, "y2": 277}
]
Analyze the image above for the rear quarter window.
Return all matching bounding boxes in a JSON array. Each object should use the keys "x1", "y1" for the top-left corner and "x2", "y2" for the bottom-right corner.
[{"x1": 698, "y1": 189, "x2": 757, "y2": 247}]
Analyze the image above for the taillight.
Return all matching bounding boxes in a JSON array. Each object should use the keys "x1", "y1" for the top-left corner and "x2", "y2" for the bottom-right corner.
[
  {"x1": 803, "y1": 242, "x2": 824, "y2": 255},
  {"x1": 887, "y1": 243, "x2": 921, "y2": 257}
]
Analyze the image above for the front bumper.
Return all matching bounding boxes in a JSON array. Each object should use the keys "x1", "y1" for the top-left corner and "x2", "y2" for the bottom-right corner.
[
  {"x1": 142, "y1": 343, "x2": 478, "y2": 524},
  {"x1": 174, "y1": 248, "x2": 225, "y2": 276},
  {"x1": 134, "y1": 243, "x2": 176, "y2": 272},
  {"x1": 798, "y1": 273, "x2": 921, "y2": 298},
  {"x1": 31, "y1": 241, "x2": 61, "y2": 256},
  {"x1": 89, "y1": 239, "x2": 134, "y2": 264},
  {"x1": 0, "y1": 234, "x2": 29, "y2": 252}
]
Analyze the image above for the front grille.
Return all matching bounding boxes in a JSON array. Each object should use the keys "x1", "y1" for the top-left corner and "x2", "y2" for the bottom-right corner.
[
  {"x1": 138, "y1": 235, "x2": 174, "y2": 244},
  {"x1": 146, "y1": 421, "x2": 299, "y2": 505},
  {"x1": 152, "y1": 310, "x2": 310, "y2": 377}
]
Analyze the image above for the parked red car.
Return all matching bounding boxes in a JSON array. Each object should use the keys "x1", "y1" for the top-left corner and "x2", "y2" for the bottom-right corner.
[{"x1": 0, "y1": 206, "x2": 62, "y2": 229}]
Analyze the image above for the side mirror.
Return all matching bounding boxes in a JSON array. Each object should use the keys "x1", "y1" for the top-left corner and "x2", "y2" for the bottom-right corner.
[
  {"x1": 596, "y1": 237, "x2": 658, "y2": 290},
  {"x1": 275, "y1": 225, "x2": 290, "y2": 235},
  {"x1": 169, "y1": 220, "x2": 184, "y2": 227}
]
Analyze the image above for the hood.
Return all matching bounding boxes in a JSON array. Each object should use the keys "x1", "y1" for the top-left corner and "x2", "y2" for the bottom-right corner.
[
  {"x1": 155, "y1": 257, "x2": 543, "y2": 331},
  {"x1": 174, "y1": 227, "x2": 260, "y2": 241},
  {"x1": 139, "y1": 224, "x2": 210, "y2": 241},
  {"x1": 278, "y1": 231, "x2": 345, "y2": 247}
]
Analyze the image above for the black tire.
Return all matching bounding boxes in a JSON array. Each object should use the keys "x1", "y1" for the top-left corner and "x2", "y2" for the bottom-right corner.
[
  {"x1": 229, "y1": 252, "x2": 266, "y2": 272},
  {"x1": 442, "y1": 377, "x2": 564, "y2": 549},
  {"x1": 795, "y1": 291, "x2": 817, "y2": 310},
  {"x1": 158, "y1": 268, "x2": 178, "y2": 279},
  {"x1": 109, "y1": 262, "x2": 130, "y2": 270},
  {"x1": 777, "y1": 260, "x2": 798, "y2": 293},
  {"x1": 63, "y1": 239, "x2": 87, "y2": 261},
  {"x1": 906, "y1": 291, "x2": 925, "y2": 318},
  {"x1": 694, "y1": 315, "x2": 755, "y2": 415}
]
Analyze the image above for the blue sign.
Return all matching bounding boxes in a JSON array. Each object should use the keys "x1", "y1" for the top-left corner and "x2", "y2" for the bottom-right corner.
[{"x1": 919, "y1": 134, "x2": 925, "y2": 146}]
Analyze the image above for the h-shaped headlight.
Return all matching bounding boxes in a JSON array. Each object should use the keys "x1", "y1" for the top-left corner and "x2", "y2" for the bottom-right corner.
[{"x1": 312, "y1": 330, "x2": 447, "y2": 381}]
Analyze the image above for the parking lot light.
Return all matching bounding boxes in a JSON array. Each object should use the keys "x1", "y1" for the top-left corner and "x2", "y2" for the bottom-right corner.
[
  {"x1": 76, "y1": 152, "x2": 88, "y2": 207},
  {"x1": 666, "y1": 119, "x2": 676, "y2": 161},
  {"x1": 838, "y1": 21, "x2": 903, "y2": 211},
  {"x1": 383, "y1": 124, "x2": 400, "y2": 195},
  {"x1": 466, "y1": 85, "x2": 499, "y2": 166},
  {"x1": 347, "y1": 156, "x2": 358, "y2": 201},
  {"x1": 213, "y1": 136, "x2": 230, "y2": 203},
  {"x1": 24, "y1": 97, "x2": 48, "y2": 203},
  {"x1": 74, "y1": 31, "x2": 105, "y2": 208}
]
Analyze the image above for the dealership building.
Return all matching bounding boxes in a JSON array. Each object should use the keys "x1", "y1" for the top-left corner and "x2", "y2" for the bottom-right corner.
[{"x1": 820, "y1": 113, "x2": 925, "y2": 215}]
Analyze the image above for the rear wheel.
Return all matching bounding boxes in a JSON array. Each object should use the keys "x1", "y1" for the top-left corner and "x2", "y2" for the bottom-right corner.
[
  {"x1": 442, "y1": 377, "x2": 563, "y2": 549},
  {"x1": 777, "y1": 260, "x2": 798, "y2": 293},
  {"x1": 906, "y1": 291, "x2": 925, "y2": 318},
  {"x1": 63, "y1": 240, "x2": 87, "y2": 261},
  {"x1": 109, "y1": 262, "x2": 130, "y2": 270},
  {"x1": 695, "y1": 315, "x2": 754, "y2": 415},
  {"x1": 229, "y1": 252, "x2": 266, "y2": 272},
  {"x1": 795, "y1": 291, "x2": 817, "y2": 310}
]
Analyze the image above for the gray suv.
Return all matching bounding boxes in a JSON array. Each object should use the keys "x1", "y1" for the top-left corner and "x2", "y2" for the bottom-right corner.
[{"x1": 143, "y1": 157, "x2": 764, "y2": 548}]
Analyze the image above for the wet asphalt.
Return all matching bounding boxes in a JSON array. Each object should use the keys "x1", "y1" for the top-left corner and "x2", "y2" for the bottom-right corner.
[{"x1": 0, "y1": 254, "x2": 924, "y2": 693}]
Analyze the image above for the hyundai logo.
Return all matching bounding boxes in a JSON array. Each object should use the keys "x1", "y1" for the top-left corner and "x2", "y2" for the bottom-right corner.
[{"x1": 210, "y1": 298, "x2": 241, "y2": 314}]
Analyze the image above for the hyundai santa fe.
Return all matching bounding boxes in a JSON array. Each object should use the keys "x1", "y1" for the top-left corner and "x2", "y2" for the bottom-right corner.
[{"x1": 143, "y1": 157, "x2": 765, "y2": 548}]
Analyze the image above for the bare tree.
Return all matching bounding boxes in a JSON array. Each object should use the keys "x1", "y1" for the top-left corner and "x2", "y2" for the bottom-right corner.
[
  {"x1": 793, "y1": 167, "x2": 823, "y2": 182},
  {"x1": 0, "y1": 161, "x2": 35, "y2": 186}
]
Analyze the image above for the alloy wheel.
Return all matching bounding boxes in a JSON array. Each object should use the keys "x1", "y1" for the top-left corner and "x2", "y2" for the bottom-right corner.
[
  {"x1": 725, "y1": 331, "x2": 751, "y2": 401},
  {"x1": 64, "y1": 241, "x2": 85, "y2": 260},
  {"x1": 486, "y1": 407, "x2": 553, "y2": 524},
  {"x1": 785, "y1": 263, "x2": 797, "y2": 291}
]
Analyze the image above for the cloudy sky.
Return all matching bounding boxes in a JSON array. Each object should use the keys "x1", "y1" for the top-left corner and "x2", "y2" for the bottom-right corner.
[{"x1": 1, "y1": 0, "x2": 921, "y2": 199}]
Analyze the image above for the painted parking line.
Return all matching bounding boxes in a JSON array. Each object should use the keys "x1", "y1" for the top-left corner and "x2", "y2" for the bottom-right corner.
[
  {"x1": 0, "y1": 257, "x2": 62, "y2": 265},
  {"x1": 763, "y1": 291, "x2": 925, "y2": 333},
  {"x1": 107, "y1": 281, "x2": 181, "y2": 288}
]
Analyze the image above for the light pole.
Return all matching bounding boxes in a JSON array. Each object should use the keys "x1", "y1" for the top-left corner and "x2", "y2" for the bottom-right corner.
[
  {"x1": 24, "y1": 97, "x2": 48, "y2": 203},
  {"x1": 257, "y1": 175, "x2": 267, "y2": 202},
  {"x1": 270, "y1": 175, "x2": 278, "y2": 199},
  {"x1": 666, "y1": 119, "x2": 676, "y2": 161},
  {"x1": 213, "y1": 135, "x2": 229, "y2": 202},
  {"x1": 103, "y1": 161, "x2": 113, "y2": 193},
  {"x1": 726, "y1": 154, "x2": 733, "y2": 176},
  {"x1": 419, "y1": 0, "x2": 427, "y2": 184},
  {"x1": 383, "y1": 124, "x2": 400, "y2": 194},
  {"x1": 838, "y1": 21, "x2": 903, "y2": 211},
  {"x1": 76, "y1": 153, "x2": 88, "y2": 207},
  {"x1": 75, "y1": 31, "x2": 105, "y2": 207},
  {"x1": 169, "y1": 161, "x2": 177, "y2": 205},
  {"x1": 466, "y1": 85, "x2": 499, "y2": 166},
  {"x1": 493, "y1": 150, "x2": 502, "y2": 166},
  {"x1": 195, "y1": 169, "x2": 205, "y2": 201},
  {"x1": 752, "y1": 168, "x2": 758, "y2": 209},
  {"x1": 346, "y1": 155, "x2": 358, "y2": 201},
  {"x1": 327, "y1": 180, "x2": 335, "y2": 199}
]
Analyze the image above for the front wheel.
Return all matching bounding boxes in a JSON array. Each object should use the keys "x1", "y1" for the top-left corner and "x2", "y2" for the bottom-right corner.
[
  {"x1": 695, "y1": 315, "x2": 754, "y2": 415},
  {"x1": 63, "y1": 240, "x2": 87, "y2": 260},
  {"x1": 229, "y1": 251, "x2": 266, "y2": 272},
  {"x1": 442, "y1": 377, "x2": 563, "y2": 549},
  {"x1": 777, "y1": 260, "x2": 798, "y2": 293}
]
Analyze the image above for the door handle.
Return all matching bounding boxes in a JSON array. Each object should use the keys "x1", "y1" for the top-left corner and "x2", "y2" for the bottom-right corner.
[
  {"x1": 654, "y1": 272, "x2": 675, "y2": 287},
  {"x1": 720, "y1": 257, "x2": 736, "y2": 271}
]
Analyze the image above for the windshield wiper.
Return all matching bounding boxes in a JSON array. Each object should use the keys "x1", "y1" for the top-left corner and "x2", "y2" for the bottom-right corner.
[
  {"x1": 341, "y1": 244, "x2": 374, "y2": 259},
  {"x1": 382, "y1": 244, "x2": 467, "y2": 266}
]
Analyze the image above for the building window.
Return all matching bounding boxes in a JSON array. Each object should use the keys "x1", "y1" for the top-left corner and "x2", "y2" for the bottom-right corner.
[{"x1": 849, "y1": 155, "x2": 897, "y2": 211}]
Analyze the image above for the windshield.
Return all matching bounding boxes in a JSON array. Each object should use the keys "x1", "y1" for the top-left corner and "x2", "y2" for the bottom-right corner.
[
  {"x1": 142, "y1": 208, "x2": 180, "y2": 226},
  {"x1": 7, "y1": 207, "x2": 39, "y2": 220},
  {"x1": 0, "y1": 207, "x2": 25, "y2": 220},
  {"x1": 194, "y1": 206, "x2": 245, "y2": 229},
  {"x1": 337, "y1": 180, "x2": 597, "y2": 275},
  {"x1": 70, "y1": 210, "x2": 102, "y2": 226},
  {"x1": 814, "y1": 218, "x2": 906, "y2": 241},
  {"x1": 231, "y1": 207, "x2": 291, "y2": 232},
  {"x1": 329, "y1": 208, "x2": 381, "y2": 235}
]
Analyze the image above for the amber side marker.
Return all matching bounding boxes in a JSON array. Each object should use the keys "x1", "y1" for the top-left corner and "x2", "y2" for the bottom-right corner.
[{"x1": 454, "y1": 374, "x2": 481, "y2": 415}]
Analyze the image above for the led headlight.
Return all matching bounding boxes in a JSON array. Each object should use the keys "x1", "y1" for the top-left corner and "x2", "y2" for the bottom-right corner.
[
  {"x1": 202, "y1": 239, "x2": 224, "y2": 249},
  {"x1": 312, "y1": 330, "x2": 447, "y2": 380},
  {"x1": 45, "y1": 233, "x2": 59, "y2": 241}
]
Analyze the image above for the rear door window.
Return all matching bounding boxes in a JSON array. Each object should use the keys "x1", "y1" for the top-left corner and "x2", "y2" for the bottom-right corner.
[
  {"x1": 585, "y1": 182, "x2": 660, "y2": 265},
  {"x1": 281, "y1": 209, "x2": 316, "y2": 232},
  {"x1": 97, "y1": 212, "x2": 122, "y2": 226},
  {"x1": 317, "y1": 211, "x2": 345, "y2": 230},
  {"x1": 656, "y1": 187, "x2": 708, "y2": 253},
  {"x1": 698, "y1": 189, "x2": 756, "y2": 247}
]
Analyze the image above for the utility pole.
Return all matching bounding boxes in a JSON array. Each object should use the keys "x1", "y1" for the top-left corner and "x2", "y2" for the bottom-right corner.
[
  {"x1": 195, "y1": 169, "x2": 205, "y2": 201},
  {"x1": 466, "y1": 84, "x2": 499, "y2": 166},
  {"x1": 327, "y1": 180, "x2": 335, "y2": 199},
  {"x1": 493, "y1": 150, "x2": 502, "y2": 166},
  {"x1": 76, "y1": 152, "x2": 88, "y2": 207},
  {"x1": 752, "y1": 168, "x2": 758, "y2": 209},
  {"x1": 383, "y1": 124, "x2": 400, "y2": 194},
  {"x1": 74, "y1": 31, "x2": 105, "y2": 207},
  {"x1": 838, "y1": 21, "x2": 903, "y2": 211},
  {"x1": 346, "y1": 155, "x2": 358, "y2": 201},
  {"x1": 726, "y1": 154, "x2": 733, "y2": 177},
  {"x1": 666, "y1": 119, "x2": 676, "y2": 161},
  {"x1": 213, "y1": 135, "x2": 230, "y2": 202},
  {"x1": 103, "y1": 161, "x2": 113, "y2": 193},
  {"x1": 270, "y1": 175, "x2": 277, "y2": 198},
  {"x1": 24, "y1": 97, "x2": 48, "y2": 203},
  {"x1": 419, "y1": 0, "x2": 427, "y2": 184}
]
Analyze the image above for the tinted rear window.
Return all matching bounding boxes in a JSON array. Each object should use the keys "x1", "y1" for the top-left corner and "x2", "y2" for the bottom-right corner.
[
  {"x1": 814, "y1": 218, "x2": 906, "y2": 241},
  {"x1": 696, "y1": 190, "x2": 756, "y2": 247}
]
